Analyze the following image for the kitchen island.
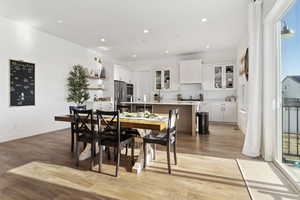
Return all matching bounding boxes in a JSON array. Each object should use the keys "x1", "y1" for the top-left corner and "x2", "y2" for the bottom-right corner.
[{"x1": 121, "y1": 101, "x2": 200, "y2": 136}]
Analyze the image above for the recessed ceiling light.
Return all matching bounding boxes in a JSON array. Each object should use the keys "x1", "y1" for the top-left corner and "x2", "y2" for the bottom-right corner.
[
  {"x1": 201, "y1": 18, "x2": 207, "y2": 23},
  {"x1": 165, "y1": 50, "x2": 169, "y2": 54},
  {"x1": 143, "y1": 29, "x2": 149, "y2": 34},
  {"x1": 206, "y1": 44, "x2": 210, "y2": 49},
  {"x1": 57, "y1": 20, "x2": 63, "y2": 24},
  {"x1": 101, "y1": 38, "x2": 106, "y2": 42},
  {"x1": 98, "y1": 46, "x2": 110, "y2": 51},
  {"x1": 132, "y1": 54, "x2": 137, "y2": 58}
]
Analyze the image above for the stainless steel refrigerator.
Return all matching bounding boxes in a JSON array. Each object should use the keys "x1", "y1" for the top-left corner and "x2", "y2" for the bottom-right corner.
[{"x1": 114, "y1": 80, "x2": 127, "y2": 110}]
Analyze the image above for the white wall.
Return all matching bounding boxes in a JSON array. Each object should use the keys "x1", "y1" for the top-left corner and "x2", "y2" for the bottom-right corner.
[
  {"x1": 0, "y1": 17, "x2": 115, "y2": 142},
  {"x1": 126, "y1": 49, "x2": 237, "y2": 101}
]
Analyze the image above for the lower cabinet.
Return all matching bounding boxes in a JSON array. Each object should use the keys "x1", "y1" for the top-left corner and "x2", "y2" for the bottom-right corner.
[
  {"x1": 222, "y1": 103, "x2": 237, "y2": 123},
  {"x1": 199, "y1": 102, "x2": 237, "y2": 123},
  {"x1": 211, "y1": 103, "x2": 225, "y2": 122}
]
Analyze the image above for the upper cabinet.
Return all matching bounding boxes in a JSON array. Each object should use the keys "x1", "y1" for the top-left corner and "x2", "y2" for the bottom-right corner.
[
  {"x1": 179, "y1": 59, "x2": 202, "y2": 84},
  {"x1": 225, "y1": 65, "x2": 234, "y2": 89},
  {"x1": 202, "y1": 63, "x2": 235, "y2": 90},
  {"x1": 154, "y1": 69, "x2": 171, "y2": 90},
  {"x1": 114, "y1": 65, "x2": 132, "y2": 83}
]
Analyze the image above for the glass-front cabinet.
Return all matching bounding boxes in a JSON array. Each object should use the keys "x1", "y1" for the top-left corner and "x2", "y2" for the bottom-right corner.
[
  {"x1": 225, "y1": 65, "x2": 234, "y2": 89},
  {"x1": 214, "y1": 66, "x2": 223, "y2": 89},
  {"x1": 213, "y1": 64, "x2": 234, "y2": 89},
  {"x1": 155, "y1": 71, "x2": 162, "y2": 90},
  {"x1": 154, "y1": 69, "x2": 171, "y2": 90},
  {"x1": 163, "y1": 70, "x2": 170, "y2": 89}
]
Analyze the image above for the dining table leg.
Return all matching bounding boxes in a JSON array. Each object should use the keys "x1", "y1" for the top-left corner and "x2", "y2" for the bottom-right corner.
[{"x1": 132, "y1": 129, "x2": 154, "y2": 174}]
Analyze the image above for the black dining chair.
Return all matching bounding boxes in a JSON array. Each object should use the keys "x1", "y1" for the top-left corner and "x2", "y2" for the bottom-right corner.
[
  {"x1": 96, "y1": 110, "x2": 135, "y2": 177},
  {"x1": 115, "y1": 106, "x2": 139, "y2": 157},
  {"x1": 69, "y1": 105, "x2": 86, "y2": 152},
  {"x1": 73, "y1": 109, "x2": 98, "y2": 169},
  {"x1": 143, "y1": 109, "x2": 178, "y2": 174}
]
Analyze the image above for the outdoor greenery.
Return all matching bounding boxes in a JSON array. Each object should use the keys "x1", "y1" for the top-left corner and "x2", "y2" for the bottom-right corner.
[{"x1": 67, "y1": 65, "x2": 90, "y2": 104}]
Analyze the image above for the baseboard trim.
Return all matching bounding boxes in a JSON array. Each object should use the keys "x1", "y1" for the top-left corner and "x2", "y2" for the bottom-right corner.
[{"x1": 209, "y1": 121, "x2": 237, "y2": 126}]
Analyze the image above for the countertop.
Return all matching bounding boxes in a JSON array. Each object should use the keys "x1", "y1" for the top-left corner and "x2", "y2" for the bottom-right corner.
[{"x1": 121, "y1": 101, "x2": 201, "y2": 106}]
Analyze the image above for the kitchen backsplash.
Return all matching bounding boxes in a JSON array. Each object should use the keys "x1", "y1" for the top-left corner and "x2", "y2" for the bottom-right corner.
[{"x1": 158, "y1": 84, "x2": 236, "y2": 101}]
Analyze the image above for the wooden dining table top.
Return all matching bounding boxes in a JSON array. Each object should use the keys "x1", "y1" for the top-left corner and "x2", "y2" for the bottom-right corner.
[{"x1": 54, "y1": 113, "x2": 168, "y2": 131}]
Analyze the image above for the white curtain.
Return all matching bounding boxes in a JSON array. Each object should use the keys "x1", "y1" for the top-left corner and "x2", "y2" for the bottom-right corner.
[{"x1": 242, "y1": 0, "x2": 263, "y2": 157}]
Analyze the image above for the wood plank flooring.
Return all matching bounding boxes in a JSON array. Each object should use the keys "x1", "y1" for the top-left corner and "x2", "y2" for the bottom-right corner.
[{"x1": 0, "y1": 124, "x2": 251, "y2": 199}]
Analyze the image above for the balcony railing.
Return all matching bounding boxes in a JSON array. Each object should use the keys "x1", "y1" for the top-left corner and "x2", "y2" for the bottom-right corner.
[{"x1": 282, "y1": 104, "x2": 300, "y2": 162}]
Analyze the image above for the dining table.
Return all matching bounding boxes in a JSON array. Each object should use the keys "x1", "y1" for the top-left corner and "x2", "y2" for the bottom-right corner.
[{"x1": 54, "y1": 112, "x2": 169, "y2": 174}]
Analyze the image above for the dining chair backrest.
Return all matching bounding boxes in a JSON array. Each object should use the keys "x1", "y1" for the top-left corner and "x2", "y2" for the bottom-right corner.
[
  {"x1": 73, "y1": 109, "x2": 95, "y2": 136},
  {"x1": 69, "y1": 105, "x2": 87, "y2": 115},
  {"x1": 95, "y1": 110, "x2": 121, "y2": 145},
  {"x1": 167, "y1": 109, "x2": 179, "y2": 138}
]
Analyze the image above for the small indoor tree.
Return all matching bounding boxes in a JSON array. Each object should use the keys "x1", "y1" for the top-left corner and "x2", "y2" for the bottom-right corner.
[{"x1": 67, "y1": 64, "x2": 90, "y2": 105}]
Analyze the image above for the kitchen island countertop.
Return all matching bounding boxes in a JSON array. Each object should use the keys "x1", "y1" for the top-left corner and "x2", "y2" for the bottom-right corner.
[
  {"x1": 120, "y1": 101, "x2": 200, "y2": 106},
  {"x1": 121, "y1": 101, "x2": 199, "y2": 136}
]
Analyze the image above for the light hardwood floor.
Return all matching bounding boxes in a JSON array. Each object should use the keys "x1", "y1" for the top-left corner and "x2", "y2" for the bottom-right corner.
[{"x1": 0, "y1": 124, "x2": 251, "y2": 199}]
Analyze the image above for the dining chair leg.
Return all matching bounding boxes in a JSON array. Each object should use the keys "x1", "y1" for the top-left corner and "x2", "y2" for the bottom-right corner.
[
  {"x1": 93, "y1": 142, "x2": 97, "y2": 157},
  {"x1": 114, "y1": 147, "x2": 117, "y2": 162},
  {"x1": 173, "y1": 142, "x2": 177, "y2": 165},
  {"x1": 131, "y1": 141, "x2": 135, "y2": 166},
  {"x1": 107, "y1": 147, "x2": 111, "y2": 160},
  {"x1": 98, "y1": 143, "x2": 102, "y2": 173},
  {"x1": 143, "y1": 141, "x2": 147, "y2": 169},
  {"x1": 153, "y1": 144, "x2": 157, "y2": 160},
  {"x1": 115, "y1": 145, "x2": 120, "y2": 177},
  {"x1": 75, "y1": 140, "x2": 79, "y2": 167},
  {"x1": 90, "y1": 141, "x2": 95, "y2": 170},
  {"x1": 71, "y1": 124, "x2": 74, "y2": 152},
  {"x1": 125, "y1": 144, "x2": 128, "y2": 156},
  {"x1": 167, "y1": 142, "x2": 171, "y2": 174}
]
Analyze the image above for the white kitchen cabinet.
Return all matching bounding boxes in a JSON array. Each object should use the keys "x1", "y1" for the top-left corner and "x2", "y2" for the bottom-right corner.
[
  {"x1": 202, "y1": 64, "x2": 214, "y2": 89},
  {"x1": 114, "y1": 65, "x2": 132, "y2": 83},
  {"x1": 133, "y1": 71, "x2": 152, "y2": 101},
  {"x1": 211, "y1": 103, "x2": 224, "y2": 122},
  {"x1": 154, "y1": 68, "x2": 171, "y2": 90},
  {"x1": 114, "y1": 65, "x2": 120, "y2": 80},
  {"x1": 223, "y1": 103, "x2": 237, "y2": 123},
  {"x1": 202, "y1": 64, "x2": 235, "y2": 90},
  {"x1": 179, "y1": 59, "x2": 202, "y2": 84},
  {"x1": 211, "y1": 102, "x2": 236, "y2": 123},
  {"x1": 200, "y1": 102, "x2": 237, "y2": 123}
]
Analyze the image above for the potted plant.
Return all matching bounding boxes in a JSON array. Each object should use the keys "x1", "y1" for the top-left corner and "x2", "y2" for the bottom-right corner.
[{"x1": 67, "y1": 64, "x2": 90, "y2": 105}]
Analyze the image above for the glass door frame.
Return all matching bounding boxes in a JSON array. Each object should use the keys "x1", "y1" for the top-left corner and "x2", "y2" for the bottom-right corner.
[
  {"x1": 276, "y1": 20, "x2": 283, "y2": 164},
  {"x1": 264, "y1": 0, "x2": 300, "y2": 190}
]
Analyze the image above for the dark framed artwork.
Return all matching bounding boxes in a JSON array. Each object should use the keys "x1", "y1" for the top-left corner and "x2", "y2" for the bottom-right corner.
[{"x1": 10, "y1": 60, "x2": 35, "y2": 106}]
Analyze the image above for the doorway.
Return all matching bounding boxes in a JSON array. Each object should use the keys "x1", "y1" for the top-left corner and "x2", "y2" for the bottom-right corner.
[{"x1": 277, "y1": 0, "x2": 300, "y2": 182}]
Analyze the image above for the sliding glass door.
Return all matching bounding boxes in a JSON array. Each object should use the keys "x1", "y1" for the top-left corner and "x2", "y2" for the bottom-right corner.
[{"x1": 279, "y1": 0, "x2": 300, "y2": 167}]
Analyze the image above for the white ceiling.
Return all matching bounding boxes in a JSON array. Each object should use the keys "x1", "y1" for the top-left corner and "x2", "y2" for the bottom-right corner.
[{"x1": 0, "y1": 0, "x2": 248, "y2": 61}]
